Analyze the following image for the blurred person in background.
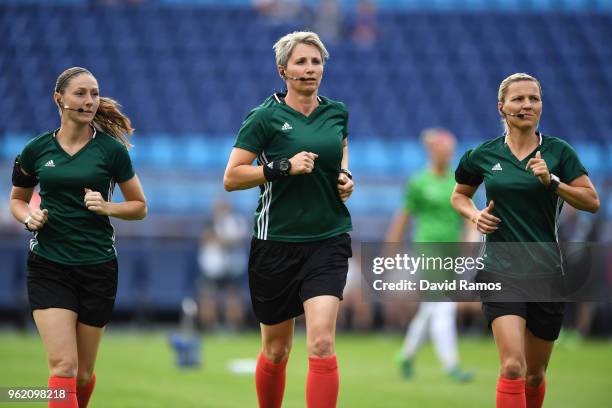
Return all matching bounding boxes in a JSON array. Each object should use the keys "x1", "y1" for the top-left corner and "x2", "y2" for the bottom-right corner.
[
  {"x1": 224, "y1": 31, "x2": 353, "y2": 408},
  {"x1": 337, "y1": 244, "x2": 374, "y2": 331},
  {"x1": 252, "y1": 0, "x2": 302, "y2": 20},
  {"x1": 385, "y1": 128, "x2": 474, "y2": 383},
  {"x1": 348, "y1": 0, "x2": 377, "y2": 46},
  {"x1": 312, "y1": 0, "x2": 343, "y2": 43},
  {"x1": 557, "y1": 204, "x2": 604, "y2": 346},
  {"x1": 9, "y1": 67, "x2": 146, "y2": 408},
  {"x1": 197, "y1": 200, "x2": 248, "y2": 331},
  {"x1": 452, "y1": 73, "x2": 599, "y2": 408}
]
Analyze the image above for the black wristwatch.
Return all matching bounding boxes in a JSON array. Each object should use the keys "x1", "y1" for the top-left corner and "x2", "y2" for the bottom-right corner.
[
  {"x1": 340, "y1": 168, "x2": 352, "y2": 180},
  {"x1": 277, "y1": 158, "x2": 291, "y2": 176},
  {"x1": 263, "y1": 158, "x2": 292, "y2": 181},
  {"x1": 548, "y1": 174, "x2": 560, "y2": 192}
]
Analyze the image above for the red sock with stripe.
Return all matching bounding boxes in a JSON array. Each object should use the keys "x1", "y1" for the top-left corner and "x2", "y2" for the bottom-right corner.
[
  {"x1": 525, "y1": 380, "x2": 546, "y2": 408},
  {"x1": 496, "y1": 376, "x2": 526, "y2": 408},
  {"x1": 306, "y1": 355, "x2": 339, "y2": 408},
  {"x1": 77, "y1": 373, "x2": 96, "y2": 408},
  {"x1": 255, "y1": 352, "x2": 288, "y2": 408},
  {"x1": 48, "y1": 376, "x2": 77, "y2": 408}
]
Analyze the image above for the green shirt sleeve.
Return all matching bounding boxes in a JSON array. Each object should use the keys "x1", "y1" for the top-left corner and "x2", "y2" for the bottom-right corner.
[
  {"x1": 458, "y1": 149, "x2": 479, "y2": 174},
  {"x1": 111, "y1": 144, "x2": 135, "y2": 183},
  {"x1": 403, "y1": 178, "x2": 420, "y2": 214},
  {"x1": 19, "y1": 141, "x2": 37, "y2": 176},
  {"x1": 558, "y1": 142, "x2": 588, "y2": 183},
  {"x1": 455, "y1": 148, "x2": 484, "y2": 186},
  {"x1": 234, "y1": 108, "x2": 270, "y2": 154},
  {"x1": 339, "y1": 101, "x2": 349, "y2": 139}
]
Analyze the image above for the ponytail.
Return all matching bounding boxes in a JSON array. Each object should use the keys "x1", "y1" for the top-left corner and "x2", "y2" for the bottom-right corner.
[
  {"x1": 93, "y1": 96, "x2": 133, "y2": 149},
  {"x1": 55, "y1": 67, "x2": 134, "y2": 149}
]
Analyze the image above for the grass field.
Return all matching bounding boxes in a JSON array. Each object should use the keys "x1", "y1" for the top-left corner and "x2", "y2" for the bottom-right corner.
[{"x1": 1, "y1": 330, "x2": 611, "y2": 407}]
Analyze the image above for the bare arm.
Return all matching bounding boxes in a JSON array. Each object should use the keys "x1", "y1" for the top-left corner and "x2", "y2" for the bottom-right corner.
[
  {"x1": 337, "y1": 138, "x2": 354, "y2": 202},
  {"x1": 10, "y1": 186, "x2": 34, "y2": 224},
  {"x1": 341, "y1": 137, "x2": 349, "y2": 169},
  {"x1": 10, "y1": 186, "x2": 48, "y2": 230},
  {"x1": 451, "y1": 183, "x2": 500, "y2": 234},
  {"x1": 385, "y1": 210, "x2": 410, "y2": 242},
  {"x1": 556, "y1": 175, "x2": 600, "y2": 213},
  {"x1": 84, "y1": 175, "x2": 147, "y2": 220},
  {"x1": 223, "y1": 147, "x2": 320, "y2": 192},
  {"x1": 223, "y1": 148, "x2": 265, "y2": 191},
  {"x1": 451, "y1": 184, "x2": 480, "y2": 223},
  {"x1": 526, "y1": 152, "x2": 599, "y2": 213}
]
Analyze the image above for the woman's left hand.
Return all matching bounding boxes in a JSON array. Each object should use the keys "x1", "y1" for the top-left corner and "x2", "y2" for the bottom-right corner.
[
  {"x1": 84, "y1": 188, "x2": 111, "y2": 215},
  {"x1": 526, "y1": 151, "x2": 551, "y2": 187},
  {"x1": 337, "y1": 173, "x2": 354, "y2": 202}
]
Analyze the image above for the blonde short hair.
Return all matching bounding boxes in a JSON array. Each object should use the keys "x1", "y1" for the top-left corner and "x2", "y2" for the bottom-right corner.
[
  {"x1": 498, "y1": 72, "x2": 542, "y2": 103},
  {"x1": 273, "y1": 31, "x2": 329, "y2": 68},
  {"x1": 420, "y1": 127, "x2": 455, "y2": 147}
]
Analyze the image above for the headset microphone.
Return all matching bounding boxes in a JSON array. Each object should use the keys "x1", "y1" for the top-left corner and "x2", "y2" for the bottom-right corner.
[
  {"x1": 63, "y1": 105, "x2": 87, "y2": 113},
  {"x1": 500, "y1": 109, "x2": 524, "y2": 119},
  {"x1": 282, "y1": 71, "x2": 309, "y2": 81}
]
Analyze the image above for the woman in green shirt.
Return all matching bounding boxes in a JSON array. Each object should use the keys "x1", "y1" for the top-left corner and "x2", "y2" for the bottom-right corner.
[
  {"x1": 224, "y1": 31, "x2": 354, "y2": 408},
  {"x1": 10, "y1": 67, "x2": 147, "y2": 408},
  {"x1": 452, "y1": 73, "x2": 599, "y2": 408}
]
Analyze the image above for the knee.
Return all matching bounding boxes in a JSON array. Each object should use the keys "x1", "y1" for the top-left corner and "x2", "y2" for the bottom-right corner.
[
  {"x1": 526, "y1": 370, "x2": 546, "y2": 387},
  {"x1": 263, "y1": 340, "x2": 291, "y2": 364},
  {"x1": 48, "y1": 355, "x2": 78, "y2": 378},
  {"x1": 308, "y1": 334, "x2": 334, "y2": 358},
  {"x1": 500, "y1": 356, "x2": 525, "y2": 380}
]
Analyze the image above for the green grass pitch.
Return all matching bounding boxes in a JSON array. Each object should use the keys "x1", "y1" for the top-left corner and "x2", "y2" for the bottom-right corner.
[{"x1": 1, "y1": 331, "x2": 610, "y2": 407}]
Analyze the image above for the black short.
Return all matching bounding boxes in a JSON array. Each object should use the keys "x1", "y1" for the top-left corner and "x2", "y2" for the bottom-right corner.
[
  {"x1": 481, "y1": 301, "x2": 565, "y2": 341},
  {"x1": 248, "y1": 233, "x2": 352, "y2": 325},
  {"x1": 27, "y1": 252, "x2": 118, "y2": 328}
]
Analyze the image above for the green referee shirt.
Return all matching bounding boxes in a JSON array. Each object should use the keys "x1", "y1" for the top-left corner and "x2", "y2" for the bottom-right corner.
[
  {"x1": 234, "y1": 93, "x2": 352, "y2": 242},
  {"x1": 457, "y1": 133, "x2": 588, "y2": 276},
  {"x1": 19, "y1": 127, "x2": 135, "y2": 265},
  {"x1": 404, "y1": 169, "x2": 462, "y2": 242}
]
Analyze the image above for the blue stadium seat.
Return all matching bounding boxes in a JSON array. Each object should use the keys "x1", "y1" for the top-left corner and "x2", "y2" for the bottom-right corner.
[
  {"x1": 143, "y1": 243, "x2": 198, "y2": 312},
  {"x1": 0, "y1": 5, "x2": 610, "y2": 148}
]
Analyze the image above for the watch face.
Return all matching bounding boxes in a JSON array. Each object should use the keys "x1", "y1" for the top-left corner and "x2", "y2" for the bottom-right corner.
[{"x1": 279, "y1": 161, "x2": 289, "y2": 172}]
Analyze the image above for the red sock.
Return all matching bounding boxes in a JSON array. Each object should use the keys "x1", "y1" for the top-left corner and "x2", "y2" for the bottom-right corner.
[
  {"x1": 255, "y1": 352, "x2": 288, "y2": 408},
  {"x1": 525, "y1": 380, "x2": 546, "y2": 408},
  {"x1": 48, "y1": 376, "x2": 77, "y2": 408},
  {"x1": 306, "y1": 355, "x2": 339, "y2": 408},
  {"x1": 77, "y1": 373, "x2": 97, "y2": 408},
  {"x1": 496, "y1": 376, "x2": 526, "y2": 408}
]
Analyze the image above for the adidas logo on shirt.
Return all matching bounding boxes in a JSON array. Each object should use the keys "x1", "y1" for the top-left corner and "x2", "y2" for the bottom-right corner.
[
  {"x1": 492, "y1": 163, "x2": 502, "y2": 171},
  {"x1": 44, "y1": 160, "x2": 55, "y2": 167},
  {"x1": 281, "y1": 122, "x2": 293, "y2": 131}
]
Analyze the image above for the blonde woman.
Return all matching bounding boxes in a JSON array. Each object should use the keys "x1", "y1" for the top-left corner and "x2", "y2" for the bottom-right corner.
[
  {"x1": 224, "y1": 31, "x2": 354, "y2": 408},
  {"x1": 452, "y1": 73, "x2": 599, "y2": 408}
]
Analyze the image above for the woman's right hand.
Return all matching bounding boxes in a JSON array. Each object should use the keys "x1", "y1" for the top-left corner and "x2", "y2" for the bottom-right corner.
[
  {"x1": 472, "y1": 201, "x2": 501, "y2": 234},
  {"x1": 25, "y1": 208, "x2": 48, "y2": 231},
  {"x1": 289, "y1": 151, "x2": 318, "y2": 175}
]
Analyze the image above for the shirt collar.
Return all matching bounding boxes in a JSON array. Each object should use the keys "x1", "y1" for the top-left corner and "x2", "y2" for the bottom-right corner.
[
  {"x1": 504, "y1": 131, "x2": 542, "y2": 146},
  {"x1": 53, "y1": 124, "x2": 97, "y2": 139}
]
